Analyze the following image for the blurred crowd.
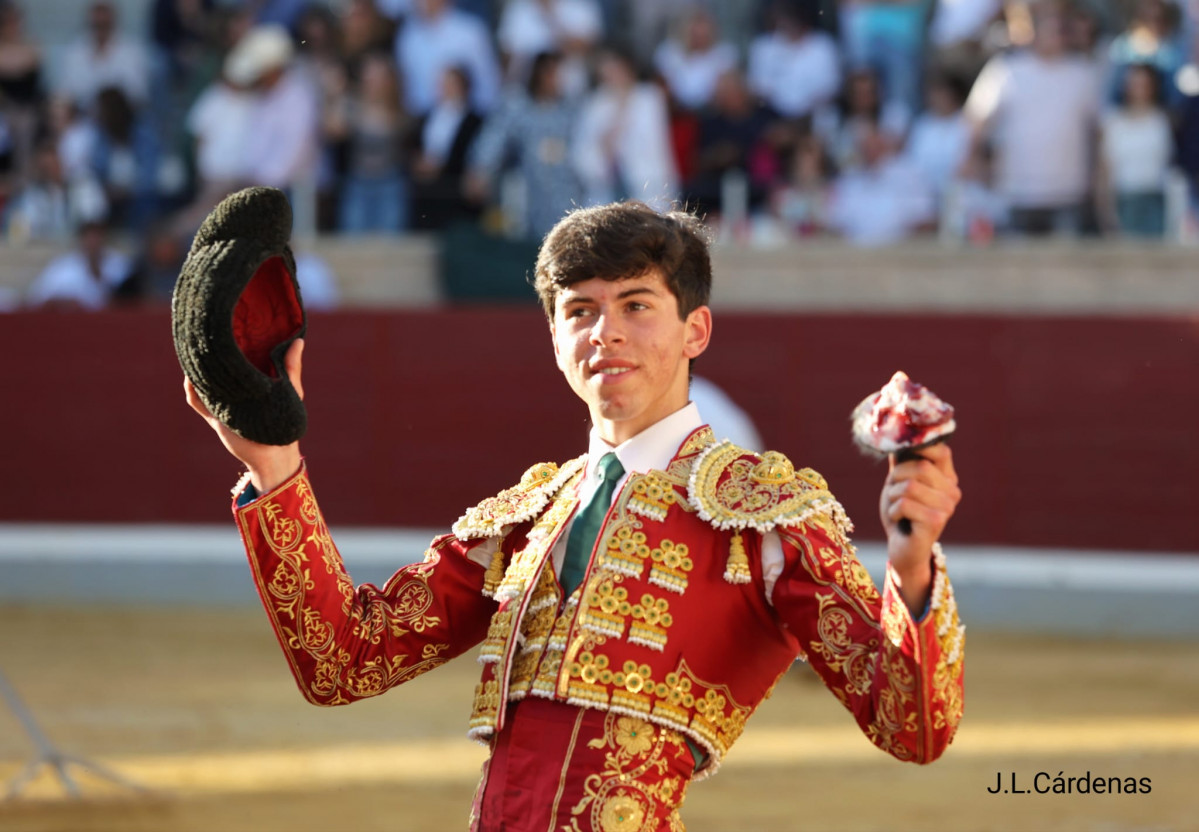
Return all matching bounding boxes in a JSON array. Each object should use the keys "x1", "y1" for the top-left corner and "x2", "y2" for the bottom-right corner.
[{"x1": 11, "y1": 0, "x2": 1199, "y2": 308}]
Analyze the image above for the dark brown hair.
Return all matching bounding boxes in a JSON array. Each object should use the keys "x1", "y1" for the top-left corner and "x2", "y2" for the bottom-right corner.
[{"x1": 533, "y1": 201, "x2": 712, "y2": 320}]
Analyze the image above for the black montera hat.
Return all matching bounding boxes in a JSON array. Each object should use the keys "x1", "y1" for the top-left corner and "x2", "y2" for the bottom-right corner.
[{"x1": 172, "y1": 186, "x2": 306, "y2": 446}]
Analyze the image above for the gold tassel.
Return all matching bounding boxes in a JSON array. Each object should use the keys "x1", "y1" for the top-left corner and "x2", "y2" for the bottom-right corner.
[
  {"x1": 724, "y1": 531, "x2": 751, "y2": 585},
  {"x1": 483, "y1": 548, "x2": 505, "y2": 596}
]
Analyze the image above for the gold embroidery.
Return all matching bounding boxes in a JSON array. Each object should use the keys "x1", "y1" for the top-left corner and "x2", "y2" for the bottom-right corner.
[
  {"x1": 567, "y1": 712, "x2": 692, "y2": 832},
  {"x1": 647, "y1": 540, "x2": 693, "y2": 594},
  {"x1": 562, "y1": 654, "x2": 752, "y2": 773},
  {"x1": 522, "y1": 462, "x2": 558, "y2": 487},
  {"x1": 600, "y1": 794, "x2": 646, "y2": 832},
  {"x1": 530, "y1": 605, "x2": 575, "y2": 699},
  {"x1": 928, "y1": 544, "x2": 965, "y2": 739},
  {"x1": 509, "y1": 567, "x2": 562, "y2": 699},
  {"x1": 599, "y1": 526, "x2": 651, "y2": 578},
  {"x1": 453, "y1": 457, "x2": 586, "y2": 540},
  {"x1": 468, "y1": 471, "x2": 582, "y2": 736},
  {"x1": 482, "y1": 547, "x2": 505, "y2": 595},
  {"x1": 246, "y1": 477, "x2": 454, "y2": 706},
  {"x1": 492, "y1": 468, "x2": 585, "y2": 602},
  {"x1": 723, "y1": 531, "x2": 751, "y2": 585},
  {"x1": 479, "y1": 610, "x2": 513, "y2": 664},
  {"x1": 808, "y1": 591, "x2": 877, "y2": 698},
  {"x1": 687, "y1": 441, "x2": 853, "y2": 542},
  {"x1": 581, "y1": 580, "x2": 634, "y2": 638},
  {"x1": 626, "y1": 473, "x2": 678, "y2": 522},
  {"x1": 628, "y1": 595, "x2": 673, "y2": 652},
  {"x1": 469, "y1": 677, "x2": 501, "y2": 733},
  {"x1": 676, "y1": 426, "x2": 715, "y2": 459},
  {"x1": 750, "y1": 451, "x2": 796, "y2": 485}
]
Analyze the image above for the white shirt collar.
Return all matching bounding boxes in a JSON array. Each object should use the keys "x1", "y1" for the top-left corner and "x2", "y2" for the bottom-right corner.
[{"x1": 585, "y1": 402, "x2": 704, "y2": 480}]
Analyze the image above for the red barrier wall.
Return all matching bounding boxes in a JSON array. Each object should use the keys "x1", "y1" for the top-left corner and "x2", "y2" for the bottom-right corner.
[{"x1": 2, "y1": 309, "x2": 1196, "y2": 551}]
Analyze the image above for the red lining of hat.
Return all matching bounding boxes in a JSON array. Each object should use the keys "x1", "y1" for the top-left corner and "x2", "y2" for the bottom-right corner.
[{"x1": 232, "y1": 256, "x2": 302, "y2": 378}]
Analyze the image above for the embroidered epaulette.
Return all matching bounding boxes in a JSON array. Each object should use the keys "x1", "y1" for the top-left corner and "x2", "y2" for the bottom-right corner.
[
  {"x1": 452, "y1": 456, "x2": 586, "y2": 540},
  {"x1": 686, "y1": 441, "x2": 854, "y2": 538}
]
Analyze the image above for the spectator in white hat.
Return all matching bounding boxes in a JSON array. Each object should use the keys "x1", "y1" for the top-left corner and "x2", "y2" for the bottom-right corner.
[{"x1": 224, "y1": 24, "x2": 320, "y2": 193}]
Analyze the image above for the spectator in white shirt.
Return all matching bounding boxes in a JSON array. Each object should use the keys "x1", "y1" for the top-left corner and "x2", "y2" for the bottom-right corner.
[
  {"x1": 395, "y1": 0, "x2": 500, "y2": 115},
  {"x1": 572, "y1": 48, "x2": 679, "y2": 212},
  {"x1": 25, "y1": 220, "x2": 130, "y2": 310},
  {"x1": 653, "y1": 7, "x2": 739, "y2": 112},
  {"x1": 904, "y1": 72, "x2": 972, "y2": 199},
  {"x1": 56, "y1": 1, "x2": 149, "y2": 112},
  {"x1": 497, "y1": 0, "x2": 603, "y2": 99},
  {"x1": 1097, "y1": 62, "x2": 1174, "y2": 237},
  {"x1": 964, "y1": 9, "x2": 1100, "y2": 236},
  {"x1": 748, "y1": 1, "x2": 841, "y2": 121},
  {"x1": 827, "y1": 122, "x2": 936, "y2": 246}
]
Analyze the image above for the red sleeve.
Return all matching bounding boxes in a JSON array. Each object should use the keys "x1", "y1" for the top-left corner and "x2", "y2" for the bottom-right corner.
[
  {"x1": 233, "y1": 464, "x2": 498, "y2": 706},
  {"x1": 770, "y1": 525, "x2": 965, "y2": 764}
]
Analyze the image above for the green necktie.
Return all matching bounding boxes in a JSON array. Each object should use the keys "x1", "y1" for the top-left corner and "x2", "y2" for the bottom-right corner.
[{"x1": 561, "y1": 452, "x2": 624, "y2": 597}]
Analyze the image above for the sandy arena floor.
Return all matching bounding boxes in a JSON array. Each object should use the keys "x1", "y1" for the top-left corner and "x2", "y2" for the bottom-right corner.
[{"x1": 0, "y1": 606, "x2": 1196, "y2": 832}]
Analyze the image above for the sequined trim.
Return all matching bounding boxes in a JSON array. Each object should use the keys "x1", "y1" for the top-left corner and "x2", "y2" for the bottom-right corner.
[
  {"x1": 559, "y1": 656, "x2": 750, "y2": 780},
  {"x1": 687, "y1": 441, "x2": 853, "y2": 540},
  {"x1": 453, "y1": 457, "x2": 586, "y2": 540},
  {"x1": 927, "y1": 543, "x2": 965, "y2": 743}
]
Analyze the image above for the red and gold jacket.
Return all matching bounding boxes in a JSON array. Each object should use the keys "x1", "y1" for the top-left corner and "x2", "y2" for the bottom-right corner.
[{"x1": 234, "y1": 426, "x2": 964, "y2": 786}]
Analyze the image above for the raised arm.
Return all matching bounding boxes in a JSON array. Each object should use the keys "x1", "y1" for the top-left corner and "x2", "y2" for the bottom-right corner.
[
  {"x1": 185, "y1": 338, "x2": 497, "y2": 705},
  {"x1": 770, "y1": 444, "x2": 964, "y2": 763},
  {"x1": 183, "y1": 338, "x2": 306, "y2": 492}
]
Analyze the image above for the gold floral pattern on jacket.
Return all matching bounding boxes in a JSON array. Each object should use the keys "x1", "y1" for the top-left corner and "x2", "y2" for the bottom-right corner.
[
  {"x1": 688, "y1": 440, "x2": 853, "y2": 541},
  {"x1": 246, "y1": 475, "x2": 456, "y2": 706},
  {"x1": 563, "y1": 712, "x2": 692, "y2": 832}
]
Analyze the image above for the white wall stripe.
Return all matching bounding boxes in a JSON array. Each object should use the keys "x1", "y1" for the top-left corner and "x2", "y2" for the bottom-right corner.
[{"x1": 0, "y1": 524, "x2": 1196, "y2": 594}]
